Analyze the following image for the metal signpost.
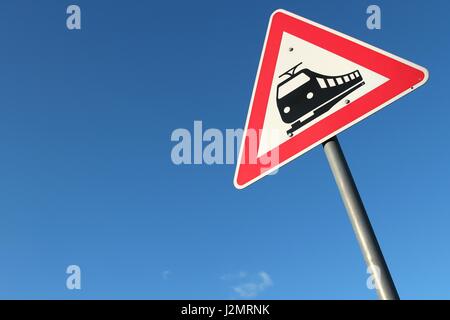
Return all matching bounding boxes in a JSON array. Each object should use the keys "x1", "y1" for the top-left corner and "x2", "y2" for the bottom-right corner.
[{"x1": 323, "y1": 136, "x2": 399, "y2": 300}]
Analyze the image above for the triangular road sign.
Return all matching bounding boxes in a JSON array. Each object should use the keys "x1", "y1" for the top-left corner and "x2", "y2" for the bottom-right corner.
[{"x1": 234, "y1": 9, "x2": 428, "y2": 189}]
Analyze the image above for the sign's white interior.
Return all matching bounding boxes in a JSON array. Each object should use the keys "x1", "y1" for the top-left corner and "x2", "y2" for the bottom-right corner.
[{"x1": 257, "y1": 32, "x2": 389, "y2": 157}]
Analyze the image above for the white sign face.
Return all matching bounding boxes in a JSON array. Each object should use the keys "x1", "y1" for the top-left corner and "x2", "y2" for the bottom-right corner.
[{"x1": 258, "y1": 32, "x2": 389, "y2": 156}]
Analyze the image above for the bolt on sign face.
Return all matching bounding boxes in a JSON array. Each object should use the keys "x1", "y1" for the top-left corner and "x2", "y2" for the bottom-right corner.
[{"x1": 234, "y1": 9, "x2": 428, "y2": 189}]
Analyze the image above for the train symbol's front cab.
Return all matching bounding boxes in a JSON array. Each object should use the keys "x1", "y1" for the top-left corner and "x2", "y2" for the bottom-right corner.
[{"x1": 276, "y1": 67, "x2": 365, "y2": 137}]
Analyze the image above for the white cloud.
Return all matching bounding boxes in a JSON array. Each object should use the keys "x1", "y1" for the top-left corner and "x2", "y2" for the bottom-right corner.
[
  {"x1": 224, "y1": 271, "x2": 273, "y2": 298},
  {"x1": 162, "y1": 270, "x2": 171, "y2": 280}
]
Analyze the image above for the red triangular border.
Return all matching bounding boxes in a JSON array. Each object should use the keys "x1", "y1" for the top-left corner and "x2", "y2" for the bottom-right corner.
[{"x1": 234, "y1": 10, "x2": 428, "y2": 189}]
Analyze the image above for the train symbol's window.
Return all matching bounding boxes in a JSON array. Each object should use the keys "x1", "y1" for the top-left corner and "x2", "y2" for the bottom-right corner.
[
  {"x1": 278, "y1": 73, "x2": 311, "y2": 99},
  {"x1": 344, "y1": 75, "x2": 350, "y2": 82},
  {"x1": 327, "y1": 78, "x2": 336, "y2": 87},
  {"x1": 355, "y1": 71, "x2": 361, "y2": 77},
  {"x1": 317, "y1": 78, "x2": 327, "y2": 88},
  {"x1": 350, "y1": 74, "x2": 355, "y2": 80},
  {"x1": 336, "y1": 77, "x2": 344, "y2": 85}
]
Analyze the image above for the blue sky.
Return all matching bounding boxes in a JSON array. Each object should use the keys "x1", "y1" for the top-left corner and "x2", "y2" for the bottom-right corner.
[{"x1": 0, "y1": 0, "x2": 449, "y2": 299}]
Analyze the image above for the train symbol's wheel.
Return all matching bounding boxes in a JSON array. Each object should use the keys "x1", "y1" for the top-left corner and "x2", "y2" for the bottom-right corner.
[{"x1": 288, "y1": 132, "x2": 293, "y2": 137}]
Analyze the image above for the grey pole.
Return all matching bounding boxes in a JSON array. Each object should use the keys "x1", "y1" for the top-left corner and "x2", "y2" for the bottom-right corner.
[{"x1": 322, "y1": 136, "x2": 399, "y2": 300}]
